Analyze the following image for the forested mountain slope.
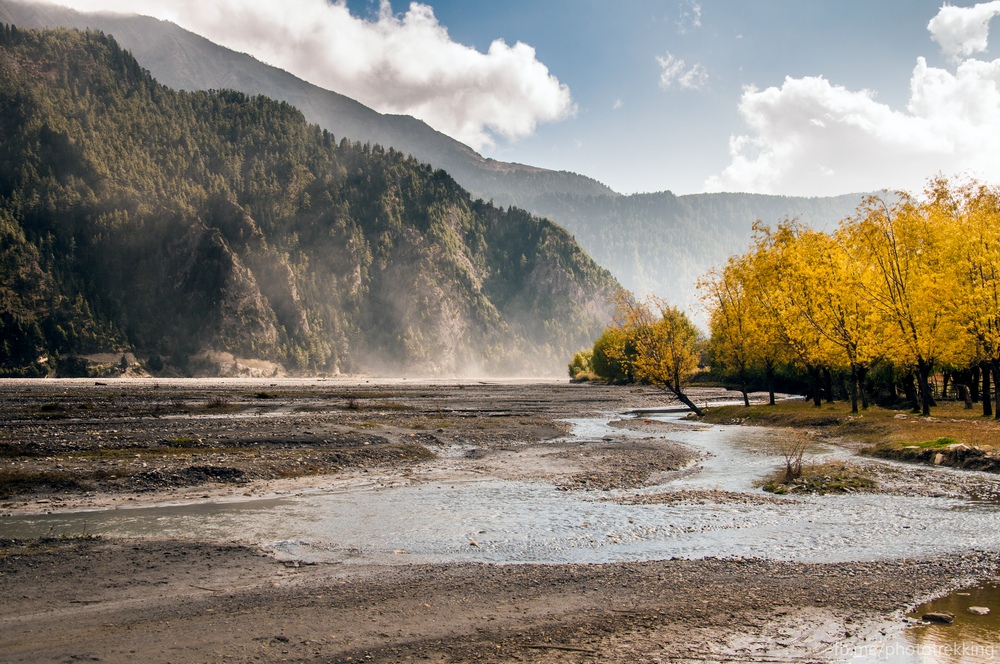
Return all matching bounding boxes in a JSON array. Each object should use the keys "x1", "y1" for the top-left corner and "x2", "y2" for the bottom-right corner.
[
  {"x1": 0, "y1": 0, "x2": 614, "y2": 210},
  {"x1": 532, "y1": 190, "x2": 865, "y2": 309},
  {"x1": 0, "y1": 26, "x2": 618, "y2": 377}
]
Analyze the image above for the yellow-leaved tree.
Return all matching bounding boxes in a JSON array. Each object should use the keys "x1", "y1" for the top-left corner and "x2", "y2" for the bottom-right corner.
[
  {"x1": 936, "y1": 177, "x2": 1000, "y2": 417},
  {"x1": 746, "y1": 221, "x2": 830, "y2": 406},
  {"x1": 784, "y1": 226, "x2": 885, "y2": 412},
  {"x1": 609, "y1": 291, "x2": 705, "y2": 415},
  {"x1": 699, "y1": 256, "x2": 757, "y2": 407},
  {"x1": 842, "y1": 192, "x2": 966, "y2": 415}
]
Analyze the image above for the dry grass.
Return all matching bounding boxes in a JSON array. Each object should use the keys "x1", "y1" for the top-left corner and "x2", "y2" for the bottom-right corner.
[
  {"x1": 0, "y1": 468, "x2": 105, "y2": 498},
  {"x1": 761, "y1": 461, "x2": 876, "y2": 495},
  {"x1": 702, "y1": 400, "x2": 1000, "y2": 451}
]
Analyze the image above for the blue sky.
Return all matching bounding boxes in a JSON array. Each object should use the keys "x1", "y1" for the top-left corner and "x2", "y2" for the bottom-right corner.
[
  {"x1": 39, "y1": 0, "x2": 1000, "y2": 197},
  {"x1": 337, "y1": 0, "x2": 961, "y2": 195}
]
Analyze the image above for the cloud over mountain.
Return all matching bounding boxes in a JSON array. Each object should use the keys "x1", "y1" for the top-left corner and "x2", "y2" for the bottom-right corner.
[
  {"x1": 707, "y1": 3, "x2": 1000, "y2": 196},
  {"x1": 32, "y1": 0, "x2": 574, "y2": 150}
]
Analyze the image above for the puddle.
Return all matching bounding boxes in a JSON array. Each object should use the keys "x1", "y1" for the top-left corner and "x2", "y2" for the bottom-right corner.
[{"x1": 841, "y1": 579, "x2": 1000, "y2": 662}]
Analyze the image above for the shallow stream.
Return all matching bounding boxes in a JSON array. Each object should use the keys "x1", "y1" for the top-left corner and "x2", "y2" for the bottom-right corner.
[{"x1": 3, "y1": 409, "x2": 999, "y2": 661}]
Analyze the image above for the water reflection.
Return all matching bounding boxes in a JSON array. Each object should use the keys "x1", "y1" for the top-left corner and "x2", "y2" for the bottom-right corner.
[{"x1": 844, "y1": 579, "x2": 1000, "y2": 663}]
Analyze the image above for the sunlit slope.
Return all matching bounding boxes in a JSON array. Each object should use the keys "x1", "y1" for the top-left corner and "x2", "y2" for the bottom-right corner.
[{"x1": 0, "y1": 26, "x2": 618, "y2": 376}]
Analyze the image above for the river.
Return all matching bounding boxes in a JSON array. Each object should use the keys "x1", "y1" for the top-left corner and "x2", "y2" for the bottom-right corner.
[{"x1": 3, "y1": 409, "x2": 999, "y2": 662}]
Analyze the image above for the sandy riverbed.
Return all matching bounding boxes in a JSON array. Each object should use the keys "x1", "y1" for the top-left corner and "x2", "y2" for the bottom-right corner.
[{"x1": 1, "y1": 379, "x2": 998, "y2": 662}]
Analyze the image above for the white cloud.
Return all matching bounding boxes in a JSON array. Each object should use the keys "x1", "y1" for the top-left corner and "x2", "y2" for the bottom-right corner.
[
  {"x1": 32, "y1": 0, "x2": 574, "y2": 150},
  {"x1": 677, "y1": 1, "x2": 701, "y2": 34},
  {"x1": 613, "y1": 98, "x2": 624, "y2": 110},
  {"x1": 706, "y1": 6, "x2": 1000, "y2": 196},
  {"x1": 657, "y1": 52, "x2": 708, "y2": 90},
  {"x1": 928, "y1": 0, "x2": 1000, "y2": 61}
]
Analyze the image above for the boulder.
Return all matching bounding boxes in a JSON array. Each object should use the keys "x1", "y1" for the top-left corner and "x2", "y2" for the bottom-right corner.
[
  {"x1": 967, "y1": 606, "x2": 990, "y2": 615},
  {"x1": 921, "y1": 611, "x2": 955, "y2": 624}
]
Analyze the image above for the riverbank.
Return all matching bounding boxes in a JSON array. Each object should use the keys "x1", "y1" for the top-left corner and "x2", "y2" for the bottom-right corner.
[
  {"x1": 2, "y1": 536, "x2": 995, "y2": 663},
  {"x1": 702, "y1": 399, "x2": 1000, "y2": 474}
]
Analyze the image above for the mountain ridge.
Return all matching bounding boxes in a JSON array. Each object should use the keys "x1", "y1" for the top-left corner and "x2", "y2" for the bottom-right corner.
[
  {"x1": 0, "y1": 0, "x2": 869, "y2": 308},
  {"x1": 0, "y1": 0, "x2": 617, "y2": 210},
  {"x1": 0, "y1": 25, "x2": 618, "y2": 377}
]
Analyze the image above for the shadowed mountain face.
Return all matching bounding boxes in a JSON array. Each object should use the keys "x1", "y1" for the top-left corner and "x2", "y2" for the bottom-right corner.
[
  {"x1": 0, "y1": 0, "x2": 615, "y2": 211},
  {"x1": 0, "y1": 26, "x2": 618, "y2": 377}
]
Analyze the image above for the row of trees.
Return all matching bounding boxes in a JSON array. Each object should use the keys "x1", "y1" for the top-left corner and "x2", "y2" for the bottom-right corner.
[
  {"x1": 700, "y1": 177, "x2": 1000, "y2": 416},
  {"x1": 572, "y1": 177, "x2": 1000, "y2": 418}
]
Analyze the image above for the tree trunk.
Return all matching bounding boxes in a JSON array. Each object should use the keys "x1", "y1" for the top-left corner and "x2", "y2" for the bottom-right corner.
[
  {"x1": 811, "y1": 367, "x2": 822, "y2": 407},
  {"x1": 766, "y1": 361, "x2": 776, "y2": 406},
  {"x1": 823, "y1": 367, "x2": 834, "y2": 403},
  {"x1": 957, "y1": 384, "x2": 972, "y2": 409},
  {"x1": 992, "y1": 362, "x2": 1000, "y2": 421},
  {"x1": 903, "y1": 372, "x2": 920, "y2": 413},
  {"x1": 941, "y1": 372, "x2": 951, "y2": 399},
  {"x1": 739, "y1": 369, "x2": 750, "y2": 407},
  {"x1": 669, "y1": 385, "x2": 705, "y2": 417},
  {"x1": 849, "y1": 365, "x2": 859, "y2": 414},
  {"x1": 916, "y1": 359, "x2": 933, "y2": 416},
  {"x1": 983, "y1": 362, "x2": 993, "y2": 418},
  {"x1": 971, "y1": 365, "x2": 981, "y2": 403},
  {"x1": 858, "y1": 366, "x2": 870, "y2": 410}
]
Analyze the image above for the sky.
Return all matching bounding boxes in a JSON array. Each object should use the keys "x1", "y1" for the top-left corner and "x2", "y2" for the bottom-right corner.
[{"x1": 29, "y1": 0, "x2": 1000, "y2": 197}]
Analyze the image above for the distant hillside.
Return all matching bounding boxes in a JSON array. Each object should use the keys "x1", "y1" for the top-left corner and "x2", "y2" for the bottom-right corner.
[
  {"x1": 531, "y1": 191, "x2": 866, "y2": 309},
  {"x1": 0, "y1": 26, "x2": 618, "y2": 377},
  {"x1": 0, "y1": 0, "x2": 615, "y2": 209}
]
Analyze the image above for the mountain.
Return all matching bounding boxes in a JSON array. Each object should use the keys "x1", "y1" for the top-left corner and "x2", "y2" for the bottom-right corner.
[
  {"x1": 0, "y1": 0, "x2": 870, "y2": 308},
  {"x1": 0, "y1": 0, "x2": 615, "y2": 210},
  {"x1": 532, "y1": 190, "x2": 866, "y2": 309},
  {"x1": 0, "y1": 25, "x2": 618, "y2": 377}
]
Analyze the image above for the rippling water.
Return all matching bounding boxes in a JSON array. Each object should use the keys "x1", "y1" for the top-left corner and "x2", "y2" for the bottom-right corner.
[
  {"x1": 5, "y1": 412, "x2": 999, "y2": 567},
  {"x1": 3, "y1": 410, "x2": 998, "y2": 661}
]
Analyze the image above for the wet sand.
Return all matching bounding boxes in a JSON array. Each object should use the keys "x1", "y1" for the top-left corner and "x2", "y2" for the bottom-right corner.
[{"x1": 1, "y1": 379, "x2": 998, "y2": 662}]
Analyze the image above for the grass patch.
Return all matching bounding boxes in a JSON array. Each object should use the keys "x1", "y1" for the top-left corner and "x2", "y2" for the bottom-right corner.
[
  {"x1": 72, "y1": 445, "x2": 254, "y2": 460},
  {"x1": 761, "y1": 461, "x2": 876, "y2": 495},
  {"x1": 199, "y1": 397, "x2": 244, "y2": 413},
  {"x1": 912, "y1": 436, "x2": 963, "y2": 449},
  {"x1": 704, "y1": 400, "x2": 1000, "y2": 452},
  {"x1": 701, "y1": 402, "x2": 846, "y2": 428},
  {"x1": 0, "y1": 443, "x2": 44, "y2": 458}
]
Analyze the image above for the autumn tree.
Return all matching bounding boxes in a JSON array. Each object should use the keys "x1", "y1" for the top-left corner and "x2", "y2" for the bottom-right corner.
[
  {"x1": 608, "y1": 292, "x2": 705, "y2": 415},
  {"x1": 745, "y1": 221, "x2": 830, "y2": 407},
  {"x1": 842, "y1": 193, "x2": 964, "y2": 415},
  {"x1": 781, "y1": 227, "x2": 884, "y2": 412},
  {"x1": 699, "y1": 257, "x2": 757, "y2": 406},
  {"x1": 936, "y1": 178, "x2": 1000, "y2": 418}
]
